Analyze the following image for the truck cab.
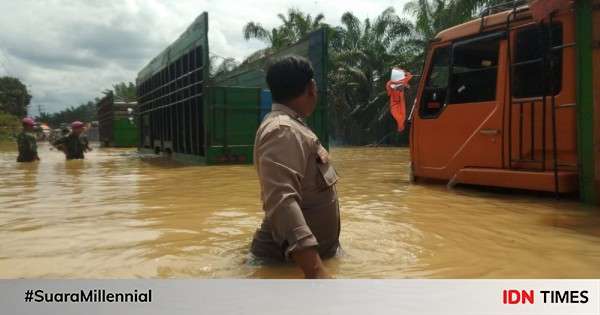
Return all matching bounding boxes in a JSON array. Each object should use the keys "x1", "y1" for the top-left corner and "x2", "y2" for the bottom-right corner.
[{"x1": 410, "y1": 2, "x2": 579, "y2": 194}]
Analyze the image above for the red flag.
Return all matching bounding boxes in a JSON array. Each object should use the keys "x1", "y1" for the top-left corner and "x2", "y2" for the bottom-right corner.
[{"x1": 386, "y1": 70, "x2": 413, "y2": 133}]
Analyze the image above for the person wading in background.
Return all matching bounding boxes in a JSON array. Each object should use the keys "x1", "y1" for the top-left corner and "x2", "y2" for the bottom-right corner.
[
  {"x1": 250, "y1": 55, "x2": 341, "y2": 279},
  {"x1": 16, "y1": 117, "x2": 40, "y2": 163},
  {"x1": 52, "y1": 121, "x2": 92, "y2": 160}
]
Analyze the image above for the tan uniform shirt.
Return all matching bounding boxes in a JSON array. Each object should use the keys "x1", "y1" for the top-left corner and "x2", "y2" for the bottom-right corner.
[{"x1": 251, "y1": 103, "x2": 341, "y2": 262}]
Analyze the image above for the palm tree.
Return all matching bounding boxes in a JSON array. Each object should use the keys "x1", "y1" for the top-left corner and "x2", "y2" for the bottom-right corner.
[
  {"x1": 242, "y1": 9, "x2": 327, "y2": 63},
  {"x1": 404, "y1": 0, "x2": 508, "y2": 44},
  {"x1": 209, "y1": 56, "x2": 239, "y2": 78},
  {"x1": 284, "y1": 9, "x2": 326, "y2": 42},
  {"x1": 403, "y1": 0, "x2": 510, "y2": 72},
  {"x1": 328, "y1": 7, "x2": 414, "y2": 144},
  {"x1": 243, "y1": 8, "x2": 326, "y2": 48},
  {"x1": 242, "y1": 23, "x2": 290, "y2": 50}
]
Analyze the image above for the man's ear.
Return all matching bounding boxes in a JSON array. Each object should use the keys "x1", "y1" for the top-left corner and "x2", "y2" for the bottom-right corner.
[{"x1": 308, "y1": 79, "x2": 317, "y2": 97}]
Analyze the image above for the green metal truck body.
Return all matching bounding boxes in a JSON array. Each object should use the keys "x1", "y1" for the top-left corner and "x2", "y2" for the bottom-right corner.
[
  {"x1": 97, "y1": 94, "x2": 138, "y2": 147},
  {"x1": 136, "y1": 12, "x2": 329, "y2": 165}
]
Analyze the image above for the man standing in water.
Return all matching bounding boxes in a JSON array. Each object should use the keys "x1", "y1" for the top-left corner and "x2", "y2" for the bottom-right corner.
[
  {"x1": 52, "y1": 121, "x2": 92, "y2": 160},
  {"x1": 251, "y1": 56, "x2": 340, "y2": 278},
  {"x1": 16, "y1": 117, "x2": 40, "y2": 162}
]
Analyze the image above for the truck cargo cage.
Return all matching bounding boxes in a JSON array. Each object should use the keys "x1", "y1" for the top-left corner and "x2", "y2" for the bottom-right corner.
[
  {"x1": 97, "y1": 93, "x2": 138, "y2": 147},
  {"x1": 136, "y1": 12, "x2": 329, "y2": 165}
]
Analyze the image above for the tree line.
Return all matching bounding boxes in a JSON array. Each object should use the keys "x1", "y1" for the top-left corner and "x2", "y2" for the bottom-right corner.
[{"x1": 0, "y1": 76, "x2": 32, "y2": 140}]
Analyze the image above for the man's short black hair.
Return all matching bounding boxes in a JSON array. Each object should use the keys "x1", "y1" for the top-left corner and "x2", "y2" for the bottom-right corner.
[{"x1": 266, "y1": 55, "x2": 314, "y2": 104}]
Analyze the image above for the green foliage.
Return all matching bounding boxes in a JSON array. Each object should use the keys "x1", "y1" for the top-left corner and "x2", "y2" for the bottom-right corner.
[
  {"x1": 0, "y1": 76, "x2": 32, "y2": 118},
  {"x1": 242, "y1": 9, "x2": 328, "y2": 63},
  {"x1": 0, "y1": 110, "x2": 20, "y2": 141},
  {"x1": 404, "y1": 0, "x2": 505, "y2": 44},
  {"x1": 36, "y1": 101, "x2": 96, "y2": 128},
  {"x1": 105, "y1": 82, "x2": 136, "y2": 102},
  {"x1": 209, "y1": 56, "x2": 239, "y2": 78},
  {"x1": 328, "y1": 7, "x2": 416, "y2": 144}
]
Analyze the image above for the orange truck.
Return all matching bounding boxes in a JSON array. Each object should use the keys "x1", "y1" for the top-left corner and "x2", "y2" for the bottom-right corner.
[{"x1": 410, "y1": 0, "x2": 599, "y2": 200}]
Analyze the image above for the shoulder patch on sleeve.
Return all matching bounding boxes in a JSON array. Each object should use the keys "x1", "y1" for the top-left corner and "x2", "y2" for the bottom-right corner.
[
  {"x1": 260, "y1": 114, "x2": 294, "y2": 135},
  {"x1": 277, "y1": 114, "x2": 292, "y2": 127}
]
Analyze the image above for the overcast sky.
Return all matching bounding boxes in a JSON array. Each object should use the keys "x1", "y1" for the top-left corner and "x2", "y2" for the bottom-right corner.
[{"x1": 0, "y1": 0, "x2": 410, "y2": 115}]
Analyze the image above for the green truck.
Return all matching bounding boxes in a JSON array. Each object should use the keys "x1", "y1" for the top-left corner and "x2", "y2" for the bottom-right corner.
[
  {"x1": 97, "y1": 93, "x2": 138, "y2": 147},
  {"x1": 136, "y1": 12, "x2": 328, "y2": 164}
]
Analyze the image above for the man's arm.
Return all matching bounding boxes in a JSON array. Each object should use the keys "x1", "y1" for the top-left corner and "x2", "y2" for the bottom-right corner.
[
  {"x1": 292, "y1": 248, "x2": 331, "y2": 279},
  {"x1": 17, "y1": 134, "x2": 26, "y2": 152},
  {"x1": 52, "y1": 136, "x2": 65, "y2": 147},
  {"x1": 257, "y1": 125, "x2": 330, "y2": 278},
  {"x1": 52, "y1": 137, "x2": 68, "y2": 152},
  {"x1": 82, "y1": 136, "x2": 92, "y2": 151},
  {"x1": 30, "y1": 136, "x2": 39, "y2": 160}
]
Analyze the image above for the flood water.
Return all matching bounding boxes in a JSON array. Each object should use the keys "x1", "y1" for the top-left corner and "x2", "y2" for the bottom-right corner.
[{"x1": 1, "y1": 142, "x2": 599, "y2": 278}]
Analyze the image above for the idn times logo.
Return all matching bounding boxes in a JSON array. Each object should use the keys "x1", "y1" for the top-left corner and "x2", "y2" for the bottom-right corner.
[{"x1": 502, "y1": 290, "x2": 589, "y2": 304}]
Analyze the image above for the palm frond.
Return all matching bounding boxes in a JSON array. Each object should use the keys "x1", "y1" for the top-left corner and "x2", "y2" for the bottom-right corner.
[{"x1": 243, "y1": 22, "x2": 271, "y2": 43}]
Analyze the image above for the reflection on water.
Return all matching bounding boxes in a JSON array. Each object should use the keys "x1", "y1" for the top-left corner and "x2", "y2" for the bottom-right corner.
[{"x1": 1, "y1": 142, "x2": 599, "y2": 278}]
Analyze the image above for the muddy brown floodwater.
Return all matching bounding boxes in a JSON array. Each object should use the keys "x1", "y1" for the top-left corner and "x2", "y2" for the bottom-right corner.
[{"x1": 1, "y1": 142, "x2": 599, "y2": 278}]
